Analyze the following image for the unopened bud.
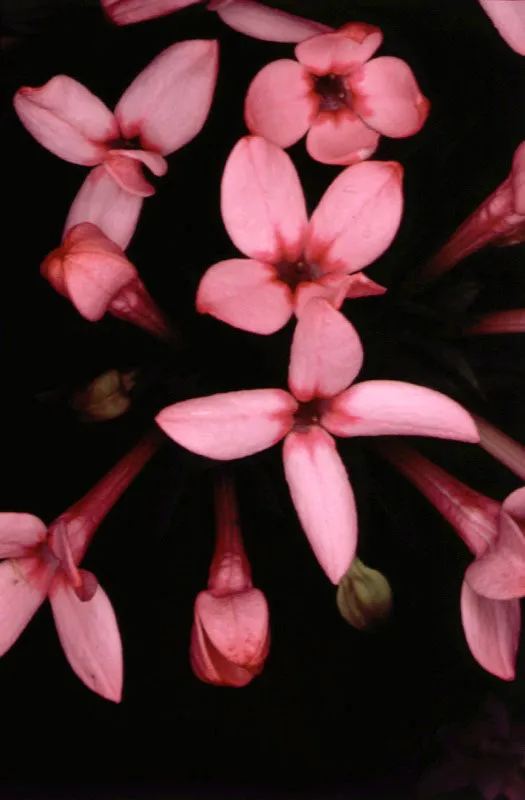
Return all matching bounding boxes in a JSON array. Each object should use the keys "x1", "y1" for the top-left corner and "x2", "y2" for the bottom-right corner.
[
  {"x1": 336, "y1": 557, "x2": 392, "y2": 630},
  {"x1": 72, "y1": 369, "x2": 137, "y2": 422}
]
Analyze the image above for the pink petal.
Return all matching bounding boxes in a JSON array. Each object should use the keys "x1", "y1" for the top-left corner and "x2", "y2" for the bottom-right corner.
[
  {"x1": 196, "y1": 258, "x2": 293, "y2": 334},
  {"x1": 351, "y1": 57, "x2": 430, "y2": 138},
  {"x1": 306, "y1": 111, "x2": 380, "y2": 166},
  {"x1": 209, "y1": 0, "x2": 332, "y2": 42},
  {"x1": 244, "y1": 60, "x2": 315, "y2": 149},
  {"x1": 115, "y1": 40, "x2": 218, "y2": 156},
  {"x1": 295, "y1": 25, "x2": 383, "y2": 75},
  {"x1": 503, "y1": 485, "x2": 525, "y2": 520},
  {"x1": 344, "y1": 271, "x2": 387, "y2": 298},
  {"x1": 102, "y1": 0, "x2": 202, "y2": 25},
  {"x1": 0, "y1": 513, "x2": 47, "y2": 558},
  {"x1": 478, "y1": 0, "x2": 525, "y2": 55},
  {"x1": 65, "y1": 166, "x2": 143, "y2": 250},
  {"x1": 108, "y1": 148, "x2": 168, "y2": 177},
  {"x1": 195, "y1": 588, "x2": 269, "y2": 669},
  {"x1": 460, "y1": 580, "x2": 519, "y2": 680},
  {"x1": 221, "y1": 136, "x2": 308, "y2": 262},
  {"x1": 0, "y1": 557, "x2": 54, "y2": 655},
  {"x1": 306, "y1": 160, "x2": 404, "y2": 273},
  {"x1": 289, "y1": 298, "x2": 363, "y2": 402},
  {"x1": 283, "y1": 427, "x2": 357, "y2": 583},
  {"x1": 465, "y1": 510, "x2": 525, "y2": 600},
  {"x1": 293, "y1": 272, "x2": 357, "y2": 315},
  {"x1": 103, "y1": 155, "x2": 156, "y2": 197},
  {"x1": 13, "y1": 76, "x2": 116, "y2": 165},
  {"x1": 323, "y1": 380, "x2": 480, "y2": 442},
  {"x1": 156, "y1": 389, "x2": 297, "y2": 460},
  {"x1": 190, "y1": 615, "x2": 257, "y2": 687},
  {"x1": 512, "y1": 141, "x2": 525, "y2": 214},
  {"x1": 50, "y1": 574, "x2": 123, "y2": 702}
]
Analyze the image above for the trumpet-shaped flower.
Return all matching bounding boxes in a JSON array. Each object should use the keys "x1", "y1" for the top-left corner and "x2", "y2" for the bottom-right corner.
[
  {"x1": 14, "y1": 40, "x2": 218, "y2": 247},
  {"x1": 191, "y1": 472, "x2": 270, "y2": 686},
  {"x1": 41, "y1": 223, "x2": 169, "y2": 339},
  {"x1": 244, "y1": 23, "x2": 429, "y2": 165},
  {"x1": 377, "y1": 442, "x2": 521, "y2": 680},
  {"x1": 197, "y1": 136, "x2": 402, "y2": 335},
  {"x1": 0, "y1": 434, "x2": 158, "y2": 701},
  {"x1": 157, "y1": 298, "x2": 478, "y2": 583},
  {"x1": 478, "y1": 0, "x2": 525, "y2": 55}
]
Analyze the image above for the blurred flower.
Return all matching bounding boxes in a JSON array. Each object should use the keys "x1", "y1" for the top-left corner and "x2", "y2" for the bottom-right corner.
[
  {"x1": 336, "y1": 556, "x2": 392, "y2": 630},
  {"x1": 191, "y1": 472, "x2": 270, "y2": 686},
  {"x1": 197, "y1": 136, "x2": 400, "y2": 335},
  {"x1": 245, "y1": 22, "x2": 429, "y2": 165}
]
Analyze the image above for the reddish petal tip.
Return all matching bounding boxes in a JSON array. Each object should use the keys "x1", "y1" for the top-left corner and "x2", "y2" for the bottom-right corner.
[{"x1": 386, "y1": 161, "x2": 404, "y2": 181}]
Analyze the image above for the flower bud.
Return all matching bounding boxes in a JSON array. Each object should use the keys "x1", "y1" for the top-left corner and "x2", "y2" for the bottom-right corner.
[
  {"x1": 336, "y1": 557, "x2": 392, "y2": 630},
  {"x1": 72, "y1": 369, "x2": 137, "y2": 422}
]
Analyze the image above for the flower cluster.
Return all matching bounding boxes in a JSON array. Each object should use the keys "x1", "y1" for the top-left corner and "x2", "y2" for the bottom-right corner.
[{"x1": 5, "y1": 0, "x2": 525, "y2": 701}]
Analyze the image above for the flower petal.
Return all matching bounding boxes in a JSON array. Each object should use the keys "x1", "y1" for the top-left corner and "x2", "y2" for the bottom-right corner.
[
  {"x1": 351, "y1": 57, "x2": 429, "y2": 138},
  {"x1": 293, "y1": 272, "x2": 356, "y2": 315},
  {"x1": 283, "y1": 428, "x2": 357, "y2": 583},
  {"x1": 0, "y1": 513, "x2": 47, "y2": 558},
  {"x1": 115, "y1": 40, "x2": 218, "y2": 156},
  {"x1": 0, "y1": 557, "x2": 54, "y2": 655},
  {"x1": 323, "y1": 380, "x2": 480, "y2": 442},
  {"x1": 512, "y1": 141, "x2": 525, "y2": 214},
  {"x1": 102, "y1": 0, "x2": 201, "y2": 25},
  {"x1": 209, "y1": 0, "x2": 331, "y2": 42},
  {"x1": 306, "y1": 111, "x2": 380, "y2": 166},
  {"x1": 13, "y1": 76, "x2": 116, "y2": 165},
  {"x1": 465, "y1": 510, "x2": 525, "y2": 600},
  {"x1": 103, "y1": 155, "x2": 156, "y2": 197},
  {"x1": 221, "y1": 136, "x2": 308, "y2": 262},
  {"x1": 196, "y1": 258, "x2": 293, "y2": 334},
  {"x1": 65, "y1": 166, "x2": 143, "y2": 250},
  {"x1": 50, "y1": 574, "x2": 123, "y2": 702},
  {"x1": 305, "y1": 160, "x2": 403, "y2": 273},
  {"x1": 244, "y1": 60, "x2": 315, "y2": 149},
  {"x1": 295, "y1": 25, "x2": 383, "y2": 74},
  {"x1": 190, "y1": 615, "x2": 257, "y2": 687},
  {"x1": 460, "y1": 580, "x2": 519, "y2": 680},
  {"x1": 478, "y1": 0, "x2": 525, "y2": 55},
  {"x1": 289, "y1": 298, "x2": 363, "y2": 402},
  {"x1": 156, "y1": 389, "x2": 297, "y2": 460}
]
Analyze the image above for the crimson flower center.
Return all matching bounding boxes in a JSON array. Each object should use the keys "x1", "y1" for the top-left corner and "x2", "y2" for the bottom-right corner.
[
  {"x1": 293, "y1": 398, "x2": 329, "y2": 433},
  {"x1": 314, "y1": 73, "x2": 352, "y2": 112},
  {"x1": 108, "y1": 135, "x2": 142, "y2": 150},
  {"x1": 276, "y1": 257, "x2": 324, "y2": 291}
]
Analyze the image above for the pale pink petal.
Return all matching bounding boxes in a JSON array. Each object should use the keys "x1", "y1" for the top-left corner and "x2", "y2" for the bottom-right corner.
[
  {"x1": 102, "y1": 0, "x2": 201, "y2": 25},
  {"x1": 13, "y1": 76, "x2": 116, "y2": 165},
  {"x1": 502, "y1": 485, "x2": 525, "y2": 520},
  {"x1": 283, "y1": 427, "x2": 357, "y2": 583},
  {"x1": 108, "y1": 148, "x2": 168, "y2": 177},
  {"x1": 65, "y1": 166, "x2": 143, "y2": 249},
  {"x1": 460, "y1": 580, "x2": 519, "y2": 680},
  {"x1": 289, "y1": 298, "x2": 363, "y2": 402},
  {"x1": 466, "y1": 511, "x2": 525, "y2": 600},
  {"x1": 468, "y1": 309, "x2": 525, "y2": 335},
  {"x1": 0, "y1": 513, "x2": 47, "y2": 558},
  {"x1": 195, "y1": 589, "x2": 269, "y2": 669},
  {"x1": 306, "y1": 111, "x2": 380, "y2": 165},
  {"x1": 512, "y1": 141, "x2": 525, "y2": 214},
  {"x1": 103, "y1": 155, "x2": 156, "y2": 197},
  {"x1": 50, "y1": 575, "x2": 123, "y2": 702},
  {"x1": 221, "y1": 136, "x2": 308, "y2": 262},
  {"x1": 295, "y1": 25, "x2": 383, "y2": 75},
  {"x1": 293, "y1": 272, "x2": 356, "y2": 315},
  {"x1": 344, "y1": 271, "x2": 387, "y2": 298},
  {"x1": 0, "y1": 557, "x2": 54, "y2": 655},
  {"x1": 196, "y1": 258, "x2": 293, "y2": 334},
  {"x1": 115, "y1": 40, "x2": 218, "y2": 155},
  {"x1": 244, "y1": 60, "x2": 315, "y2": 149},
  {"x1": 478, "y1": 0, "x2": 525, "y2": 55},
  {"x1": 156, "y1": 389, "x2": 297, "y2": 460},
  {"x1": 323, "y1": 380, "x2": 480, "y2": 442},
  {"x1": 305, "y1": 160, "x2": 403, "y2": 273},
  {"x1": 209, "y1": 0, "x2": 331, "y2": 42},
  {"x1": 190, "y1": 615, "x2": 256, "y2": 687}
]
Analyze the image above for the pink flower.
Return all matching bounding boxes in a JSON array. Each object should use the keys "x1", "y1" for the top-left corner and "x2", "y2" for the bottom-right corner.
[
  {"x1": 41, "y1": 223, "x2": 170, "y2": 339},
  {"x1": 14, "y1": 40, "x2": 219, "y2": 248},
  {"x1": 191, "y1": 472, "x2": 270, "y2": 686},
  {"x1": 156, "y1": 298, "x2": 479, "y2": 583},
  {"x1": 377, "y1": 442, "x2": 521, "y2": 680},
  {"x1": 0, "y1": 434, "x2": 158, "y2": 701},
  {"x1": 478, "y1": 0, "x2": 525, "y2": 55},
  {"x1": 244, "y1": 23, "x2": 430, "y2": 165},
  {"x1": 197, "y1": 136, "x2": 402, "y2": 335},
  {"x1": 420, "y1": 141, "x2": 525, "y2": 283}
]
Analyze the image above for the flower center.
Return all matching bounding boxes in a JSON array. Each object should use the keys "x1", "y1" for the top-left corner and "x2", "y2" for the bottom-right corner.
[
  {"x1": 314, "y1": 74, "x2": 352, "y2": 112},
  {"x1": 293, "y1": 398, "x2": 329, "y2": 433},
  {"x1": 276, "y1": 257, "x2": 324, "y2": 291},
  {"x1": 108, "y1": 135, "x2": 142, "y2": 150}
]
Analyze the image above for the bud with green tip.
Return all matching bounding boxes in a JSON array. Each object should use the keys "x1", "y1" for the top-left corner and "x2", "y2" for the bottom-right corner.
[{"x1": 336, "y1": 557, "x2": 392, "y2": 630}]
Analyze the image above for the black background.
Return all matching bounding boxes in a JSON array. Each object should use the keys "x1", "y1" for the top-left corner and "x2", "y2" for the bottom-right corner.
[{"x1": 1, "y1": 0, "x2": 525, "y2": 797}]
